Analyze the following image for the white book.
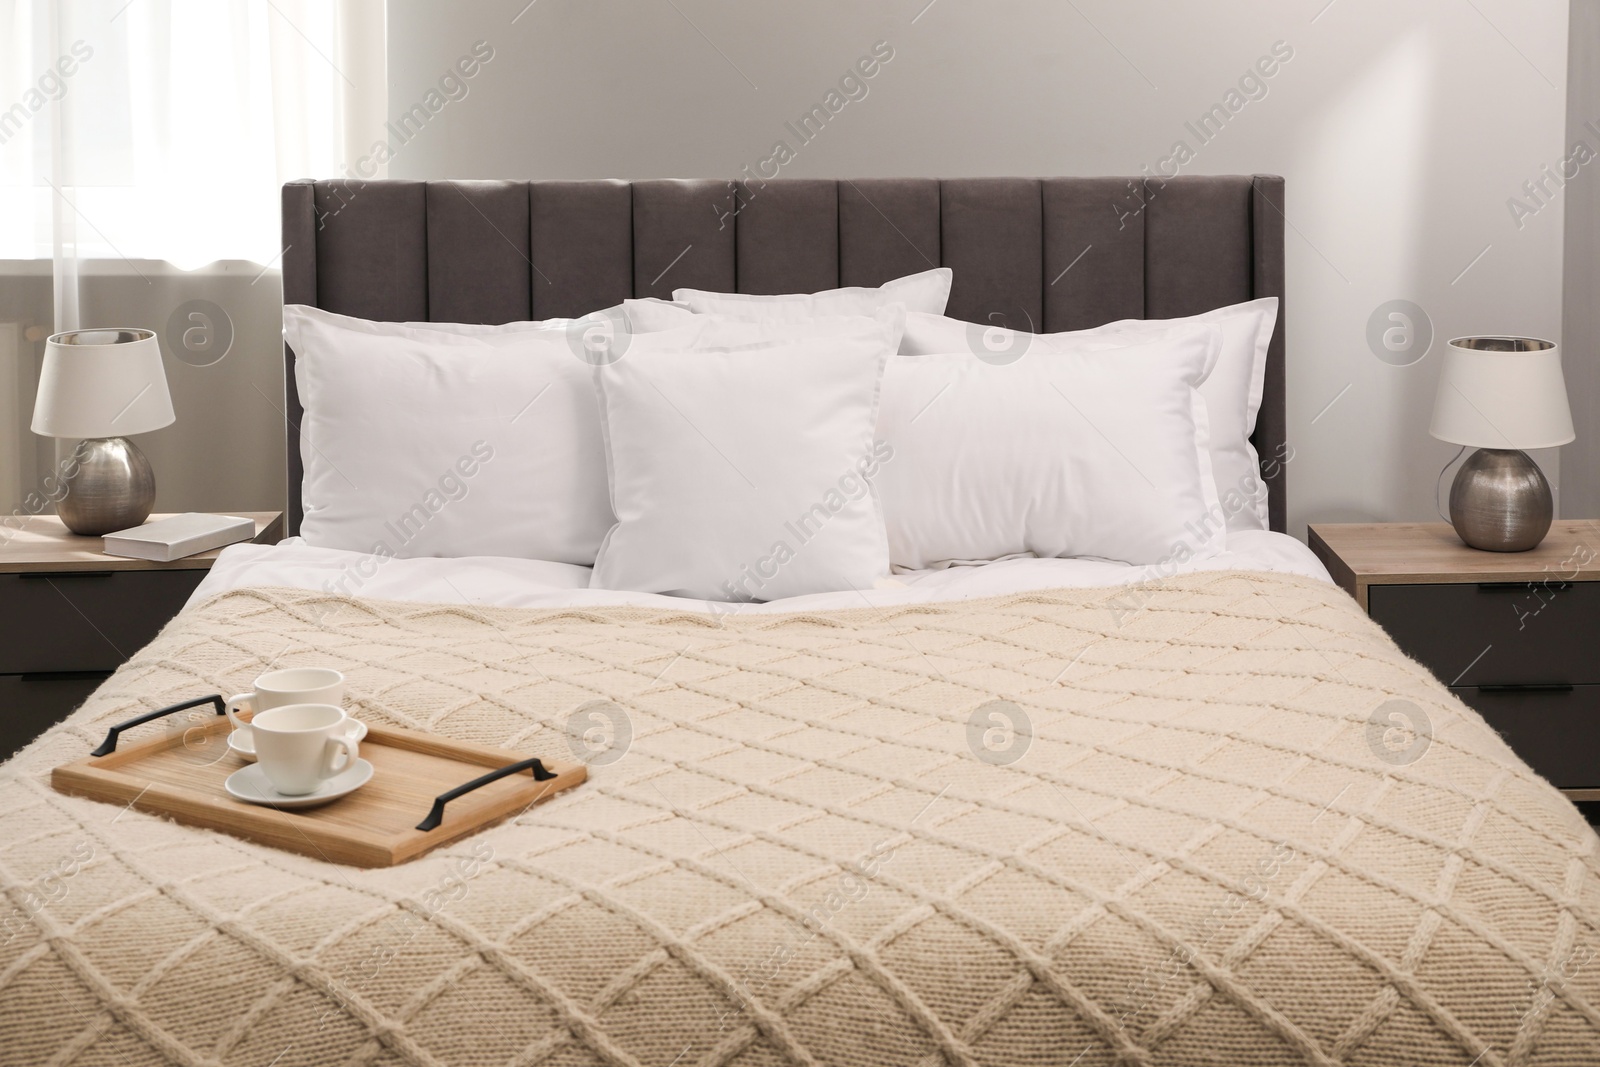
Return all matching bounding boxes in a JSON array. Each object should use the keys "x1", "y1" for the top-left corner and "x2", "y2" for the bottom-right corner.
[{"x1": 102, "y1": 513, "x2": 256, "y2": 562}]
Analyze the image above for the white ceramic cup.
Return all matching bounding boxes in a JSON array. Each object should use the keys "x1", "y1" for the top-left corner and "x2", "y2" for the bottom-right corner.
[
  {"x1": 251, "y1": 703, "x2": 361, "y2": 796},
  {"x1": 227, "y1": 666, "x2": 345, "y2": 729},
  {"x1": 225, "y1": 662, "x2": 363, "y2": 748}
]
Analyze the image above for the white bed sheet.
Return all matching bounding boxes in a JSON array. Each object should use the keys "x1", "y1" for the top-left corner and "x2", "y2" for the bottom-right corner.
[{"x1": 188, "y1": 529, "x2": 1331, "y2": 614}]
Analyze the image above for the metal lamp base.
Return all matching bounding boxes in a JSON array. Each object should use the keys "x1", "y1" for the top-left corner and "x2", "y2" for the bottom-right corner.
[
  {"x1": 56, "y1": 437, "x2": 157, "y2": 536},
  {"x1": 1448, "y1": 447, "x2": 1553, "y2": 552}
]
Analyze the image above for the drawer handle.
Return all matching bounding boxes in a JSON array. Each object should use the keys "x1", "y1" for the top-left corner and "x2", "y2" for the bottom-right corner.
[
  {"x1": 20, "y1": 670, "x2": 112, "y2": 682},
  {"x1": 18, "y1": 571, "x2": 114, "y2": 580},
  {"x1": 1477, "y1": 684, "x2": 1576, "y2": 694},
  {"x1": 91, "y1": 694, "x2": 226, "y2": 756},
  {"x1": 416, "y1": 757, "x2": 556, "y2": 831},
  {"x1": 1476, "y1": 581, "x2": 1575, "y2": 592}
]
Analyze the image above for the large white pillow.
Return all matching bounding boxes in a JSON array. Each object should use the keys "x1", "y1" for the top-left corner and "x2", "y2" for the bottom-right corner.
[
  {"x1": 900, "y1": 297, "x2": 1278, "y2": 532},
  {"x1": 621, "y1": 298, "x2": 700, "y2": 333},
  {"x1": 402, "y1": 300, "x2": 697, "y2": 357},
  {"x1": 590, "y1": 311, "x2": 902, "y2": 601},
  {"x1": 672, "y1": 267, "x2": 952, "y2": 320},
  {"x1": 877, "y1": 325, "x2": 1226, "y2": 569},
  {"x1": 283, "y1": 305, "x2": 614, "y2": 564}
]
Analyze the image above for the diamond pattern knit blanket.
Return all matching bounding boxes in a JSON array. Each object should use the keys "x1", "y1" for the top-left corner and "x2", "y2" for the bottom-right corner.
[{"x1": 2, "y1": 571, "x2": 1598, "y2": 1066}]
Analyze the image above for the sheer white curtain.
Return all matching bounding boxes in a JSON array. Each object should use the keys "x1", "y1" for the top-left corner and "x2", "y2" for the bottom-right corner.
[{"x1": 0, "y1": 0, "x2": 385, "y2": 328}]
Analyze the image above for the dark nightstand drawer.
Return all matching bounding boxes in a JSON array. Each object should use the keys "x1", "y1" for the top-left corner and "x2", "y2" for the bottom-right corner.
[
  {"x1": 1451, "y1": 684, "x2": 1600, "y2": 788},
  {"x1": 1370, "y1": 581, "x2": 1600, "y2": 686},
  {"x1": 0, "y1": 671, "x2": 111, "y2": 761},
  {"x1": 0, "y1": 570, "x2": 205, "y2": 673}
]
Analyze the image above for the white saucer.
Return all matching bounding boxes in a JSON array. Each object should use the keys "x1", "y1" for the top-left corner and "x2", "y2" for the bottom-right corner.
[
  {"x1": 228, "y1": 718, "x2": 367, "y2": 763},
  {"x1": 224, "y1": 758, "x2": 374, "y2": 809}
]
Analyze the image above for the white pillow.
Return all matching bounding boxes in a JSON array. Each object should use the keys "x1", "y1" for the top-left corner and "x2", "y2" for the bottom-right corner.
[
  {"x1": 590, "y1": 311, "x2": 902, "y2": 601},
  {"x1": 901, "y1": 297, "x2": 1278, "y2": 532},
  {"x1": 672, "y1": 267, "x2": 952, "y2": 320},
  {"x1": 621, "y1": 298, "x2": 699, "y2": 333},
  {"x1": 403, "y1": 301, "x2": 697, "y2": 360},
  {"x1": 283, "y1": 305, "x2": 614, "y2": 565},
  {"x1": 876, "y1": 325, "x2": 1226, "y2": 569},
  {"x1": 388, "y1": 300, "x2": 681, "y2": 343}
]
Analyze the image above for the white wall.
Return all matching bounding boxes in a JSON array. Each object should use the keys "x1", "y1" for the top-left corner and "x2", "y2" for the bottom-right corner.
[
  {"x1": 0, "y1": 262, "x2": 288, "y2": 518},
  {"x1": 74, "y1": 263, "x2": 289, "y2": 516},
  {"x1": 386, "y1": 0, "x2": 1573, "y2": 538}
]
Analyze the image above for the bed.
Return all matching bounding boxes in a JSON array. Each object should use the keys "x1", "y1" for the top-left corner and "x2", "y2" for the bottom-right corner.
[{"x1": 2, "y1": 177, "x2": 1596, "y2": 1067}]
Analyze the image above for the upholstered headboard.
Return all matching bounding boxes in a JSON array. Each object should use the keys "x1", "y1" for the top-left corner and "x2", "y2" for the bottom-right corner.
[{"x1": 281, "y1": 175, "x2": 1287, "y2": 535}]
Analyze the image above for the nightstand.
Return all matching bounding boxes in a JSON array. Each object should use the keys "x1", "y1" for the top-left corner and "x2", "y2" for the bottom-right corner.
[
  {"x1": 1309, "y1": 521, "x2": 1600, "y2": 799},
  {"x1": 0, "y1": 511, "x2": 282, "y2": 759}
]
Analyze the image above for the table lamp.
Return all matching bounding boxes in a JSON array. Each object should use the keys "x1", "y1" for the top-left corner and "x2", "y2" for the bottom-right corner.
[
  {"x1": 32, "y1": 328, "x2": 175, "y2": 536},
  {"x1": 1429, "y1": 335, "x2": 1573, "y2": 551}
]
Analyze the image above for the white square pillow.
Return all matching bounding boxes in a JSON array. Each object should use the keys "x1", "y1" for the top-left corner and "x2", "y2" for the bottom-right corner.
[
  {"x1": 590, "y1": 311, "x2": 902, "y2": 601},
  {"x1": 901, "y1": 297, "x2": 1278, "y2": 532},
  {"x1": 877, "y1": 325, "x2": 1226, "y2": 569},
  {"x1": 671, "y1": 267, "x2": 952, "y2": 320},
  {"x1": 284, "y1": 304, "x2": 615, "y2": 564}
]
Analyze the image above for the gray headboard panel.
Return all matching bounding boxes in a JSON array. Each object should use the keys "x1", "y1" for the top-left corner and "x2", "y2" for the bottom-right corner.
[{"x1": 281, "y1": 175, "x2": 1287, "y2": 536}]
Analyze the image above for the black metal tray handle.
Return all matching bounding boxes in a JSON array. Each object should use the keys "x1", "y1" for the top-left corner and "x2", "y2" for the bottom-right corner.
[
  {"x1": 91, "y1": 694, "x2": 227, "y2": 757},
  {"x1": 416, "y1": 757, "x2": 556, "y2": 832}
]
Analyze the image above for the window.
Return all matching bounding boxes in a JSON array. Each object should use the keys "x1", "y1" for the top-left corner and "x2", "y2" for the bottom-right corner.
[{"x1": 0, "y1": 0, "x2": 384, "y2": 269}]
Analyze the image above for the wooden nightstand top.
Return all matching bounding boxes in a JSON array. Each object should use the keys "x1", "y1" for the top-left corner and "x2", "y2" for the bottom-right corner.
[
  {"x1": 1308, "y1": 520, "x2": 1600, "y2": 611},
  {"x1": 0, "y1": 512, "x2": 283, "y2": 573}
]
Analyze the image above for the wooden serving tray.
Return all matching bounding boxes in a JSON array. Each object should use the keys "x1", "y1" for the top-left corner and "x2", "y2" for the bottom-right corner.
[{"x1": 52, "y1": 696, "x2": 586, "y2": 867}]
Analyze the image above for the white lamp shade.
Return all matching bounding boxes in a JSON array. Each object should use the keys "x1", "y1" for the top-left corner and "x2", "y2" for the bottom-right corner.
[
  {"x1": 32, "y1": 328, "x2": 175, "y2": 438},
  {"x1": 1429, "y1": 336, "x2": 1574, "y2": 450}
]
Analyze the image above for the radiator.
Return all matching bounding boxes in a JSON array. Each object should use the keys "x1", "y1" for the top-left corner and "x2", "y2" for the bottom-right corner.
[{"x1": 0, "y1": 323, "x2": 32, "y2": 513}]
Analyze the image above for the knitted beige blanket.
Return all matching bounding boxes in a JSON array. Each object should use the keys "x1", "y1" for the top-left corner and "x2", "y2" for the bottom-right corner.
[{"x1": 2, "y1": 571, "x2": 1597, "y2": 1066}]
